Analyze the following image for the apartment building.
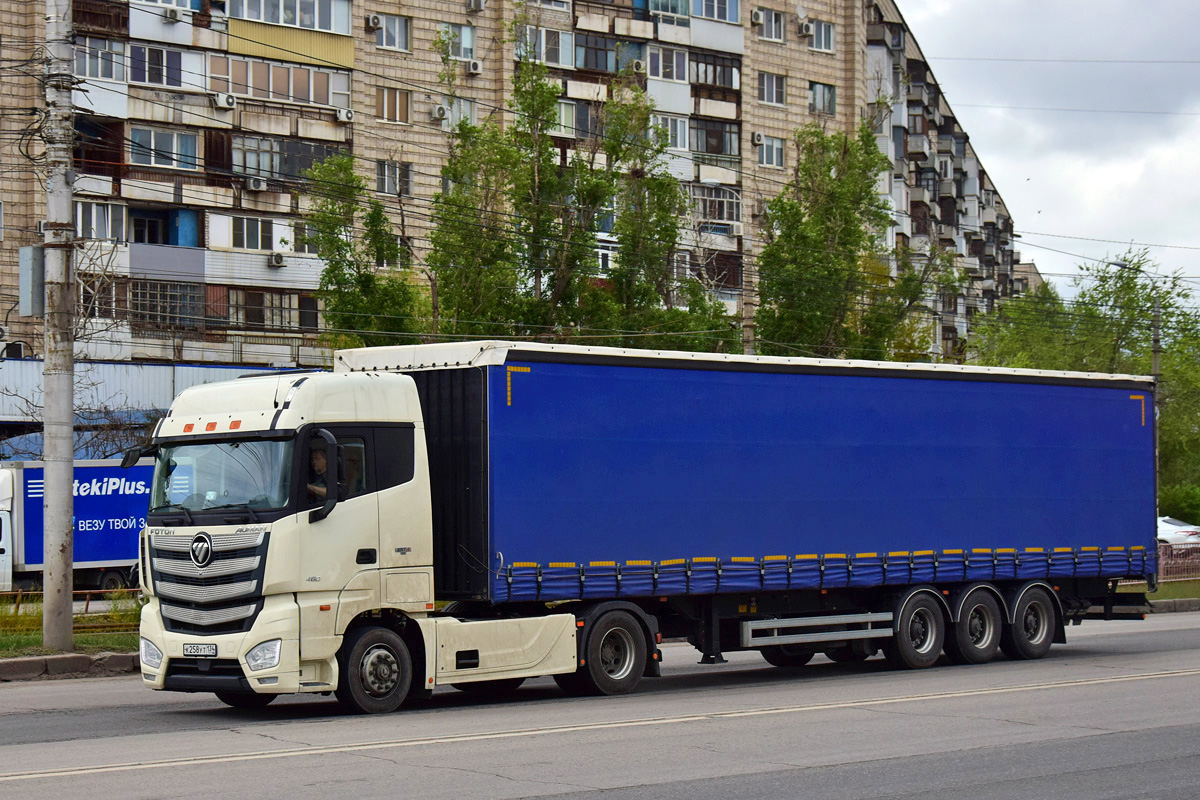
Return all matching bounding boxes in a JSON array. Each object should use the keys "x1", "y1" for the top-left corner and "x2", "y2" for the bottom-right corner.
[{"x1": 0, "y1": 0, "x2": 1032, "y2": 367}]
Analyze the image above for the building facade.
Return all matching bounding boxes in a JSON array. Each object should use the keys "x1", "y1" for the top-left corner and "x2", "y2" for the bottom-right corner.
[{"x1": 0, "y1": 0, "x2": 1035, "y2": 367}]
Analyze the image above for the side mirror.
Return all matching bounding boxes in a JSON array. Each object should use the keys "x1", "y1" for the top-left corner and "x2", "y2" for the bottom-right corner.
[
  {"x1": 308, "y1": 428, "x2": 339, "y2": 523},
  {"x1": 121, "y1": 445, "x2": 154, "y2": 469}
]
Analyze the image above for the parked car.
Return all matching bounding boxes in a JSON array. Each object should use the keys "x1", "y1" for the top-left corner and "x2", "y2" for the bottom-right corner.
[{"x1": 1157, "y1": 517, "x2": 1200, "y2": 545}]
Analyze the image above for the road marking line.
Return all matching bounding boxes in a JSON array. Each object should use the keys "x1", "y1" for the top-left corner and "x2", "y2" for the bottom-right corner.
[{"x1": 4, "y1": 667, "x2": 1200, "y2": 782}]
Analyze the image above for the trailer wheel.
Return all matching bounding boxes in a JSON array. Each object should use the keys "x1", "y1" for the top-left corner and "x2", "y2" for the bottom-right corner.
[
  {"x1": 452, "y1": 678, "x2": 526, "y2": 698},
  {"x1": 335, "y1": 626, "x2": 412, "y2": 714},
  {"x1": 557, "y1": 611, "x2": 646, "y2": 696},
  {"x1": 945, "y1": 589, "x2": 1002, "y2": 665},
  {"x1": 885, "y1": 594, "x2": 945, "y2": 669},
  {"x1": 215, "y1": 691, "x2": 277, "y2": 709},
  {"x1": 1001, "y1": 587, "x2": 1055, "y2": 660}
]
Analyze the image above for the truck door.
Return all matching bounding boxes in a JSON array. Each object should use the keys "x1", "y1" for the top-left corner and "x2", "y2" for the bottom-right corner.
[{"x1": 298, "y1": 430, "x2": 379, "y2": 591}]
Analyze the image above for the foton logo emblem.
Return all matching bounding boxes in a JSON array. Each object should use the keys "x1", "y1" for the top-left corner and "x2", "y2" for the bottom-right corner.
[{"x1": 190, "y1": 532, "x2": 214, "y2": 568}]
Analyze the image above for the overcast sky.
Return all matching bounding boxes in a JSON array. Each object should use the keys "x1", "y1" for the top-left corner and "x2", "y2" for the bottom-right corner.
[{"x1": 898, "y1": 0, "x2": 1200, "y2": 297}]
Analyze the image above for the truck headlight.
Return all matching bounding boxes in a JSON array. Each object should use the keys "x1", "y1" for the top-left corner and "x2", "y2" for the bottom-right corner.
[
  {"x1": 140, "y1": 637, "x2": 163, "y2": 669},
  {"x1": 246, "y1": 639, "x2": 282, "y2": 672}
]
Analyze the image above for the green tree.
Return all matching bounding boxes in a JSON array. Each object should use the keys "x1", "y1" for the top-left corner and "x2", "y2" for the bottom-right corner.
[
  {"x1": 301, "y1": 154, "x2": 420, "y2": 346},
  {"x1": 755, "y1": 122, "x2": 893, "y2": 358},
  {"x1": 970, "y1": 250, "x2": 1200, "y2": 508}
]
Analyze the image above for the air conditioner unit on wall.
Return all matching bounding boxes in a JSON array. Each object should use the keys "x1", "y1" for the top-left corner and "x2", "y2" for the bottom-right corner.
[
  {"x1": 466, "y1": 59, "x2": 484, "y2": 76},
  {"x1": 431, "y1": 105, "x2": 449, "y2": 121},
  {"x1": 751, "y1": 131, "x2": 765, "y2": 146},
  {"x1": 466, "y1": 0, "x2": 485, "y2": 11},
  {"x1": 728, "y1": 222, "x2": 744, "y2": 237},
  {"x1": 750, "y1": 9, "x2": 765, "y2": 25},
  {"x1": 799, "y1": 21, "x2": 815, "y2": 36},
  {"x1": 245, "y1": 177, "x2": 269, "y2": 192},
  {"x1": 365, "y1": 13, "x2": 383, "y2": 30},
  {"x1": 268, "y1": 252, "x2": 286, "y2": 267},
  {"x1": 336, "y1": 107, "x2": 355, "y2": 123},
  {"x1": 164, "y1": 6, "x2": 183, "y2": 23},
  {"x1": 632, "y1": 59, "x2": 646, "y2": 74},
  {"x1": 211, "y1": 92, "x2": 237, "y2": 110}
]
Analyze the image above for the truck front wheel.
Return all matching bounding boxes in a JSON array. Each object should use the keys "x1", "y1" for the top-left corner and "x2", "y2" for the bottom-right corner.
[
  {"x1": 336, "y1": 626, "x2": 412, "y2": 714},
  {"x1": 555, "y1": 611, "x2": 646, "y2": 697}
]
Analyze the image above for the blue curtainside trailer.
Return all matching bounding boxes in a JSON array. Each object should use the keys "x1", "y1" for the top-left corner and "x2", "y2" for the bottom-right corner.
[{"x1": 340, "y1": 341, "x2": 1156, "y2": 680}]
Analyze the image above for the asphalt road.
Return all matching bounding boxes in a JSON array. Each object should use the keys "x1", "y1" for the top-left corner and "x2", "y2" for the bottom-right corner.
[{"x1": 1, "y1": 614, "x2": 1199, "y2": 799}]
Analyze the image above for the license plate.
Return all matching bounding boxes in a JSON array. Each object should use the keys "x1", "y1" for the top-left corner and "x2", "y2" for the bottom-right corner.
[{"x1": 183, "y1": 643, "x2": 217, "y2": 658}]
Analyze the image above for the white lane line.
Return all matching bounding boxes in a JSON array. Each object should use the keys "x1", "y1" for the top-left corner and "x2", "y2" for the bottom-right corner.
[{"x1": 3, "y1": 667, "x2": 1199, "y2": 783}]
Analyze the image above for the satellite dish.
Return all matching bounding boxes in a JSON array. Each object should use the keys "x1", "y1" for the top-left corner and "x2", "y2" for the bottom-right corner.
[{"x1": 794, "y1": 3, "x2": 806, "y2": 19}]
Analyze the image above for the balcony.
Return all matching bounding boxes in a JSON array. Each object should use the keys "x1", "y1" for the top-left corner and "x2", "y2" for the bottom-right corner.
[
  {"x1": 129, "y1": 243, "x2": 206, "y2": 281},
  {"x1": 907, "y1": 83, "x2": 929, "y2": 107},
  {"x1": 909, "y1": 186, "x2": 930, "y2": 206},
  {"x1": 982, "y1": 207, "x2": 998, "y2": 225},
  {"x1": 939, "y1": 179, "x2": 955, "y2": 198},
  {"x1": 906, "y1": 134, "x2": 931, "y2": 161},
  {"x1": 936, "y1": 136, "x2": 954, "y2": 154}
]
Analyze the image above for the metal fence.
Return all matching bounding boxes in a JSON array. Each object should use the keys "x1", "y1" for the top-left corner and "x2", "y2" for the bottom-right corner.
[
  {"x1": 1158, "y1": 543, "x2": 1200, "y2": 582},
  {"x1": 0, "y1": 588, "x2": 143, "y2": 634}
]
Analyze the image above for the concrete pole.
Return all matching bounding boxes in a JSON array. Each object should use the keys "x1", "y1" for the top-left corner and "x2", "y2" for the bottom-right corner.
[{"x1": 42, "y1": 0, "x2": 75, "y2": 651}]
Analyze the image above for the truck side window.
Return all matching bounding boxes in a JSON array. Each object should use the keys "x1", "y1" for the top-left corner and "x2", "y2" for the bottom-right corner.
[
  {"x1": 303, "y1": 434, "x2": 371, "y2": 508},
  {"x1": 375, "y1": 426, "x2": 415, "y2": 490},
  {"x1": 341, "y1": 440, "x2": 367, "y2": 498}
]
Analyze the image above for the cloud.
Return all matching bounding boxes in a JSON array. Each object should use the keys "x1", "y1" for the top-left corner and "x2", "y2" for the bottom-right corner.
[{"x1": 899, "y1": 1, "x2": 1200, "y2": 290}]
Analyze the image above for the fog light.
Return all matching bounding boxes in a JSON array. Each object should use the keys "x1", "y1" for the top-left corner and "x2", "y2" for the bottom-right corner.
[
  {"x1": 257, "y1": 676, "x2": 279, "y2": 685},
  {"x1": 140, "y1": 637, "x2": 163, "y2": 669},
  {"x1": 246, "y1": 639, "x2": 282, "y2": 672}
]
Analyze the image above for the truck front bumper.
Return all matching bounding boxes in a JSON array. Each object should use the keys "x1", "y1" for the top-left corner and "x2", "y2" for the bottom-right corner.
[{"x1": 139, "y1": 594, "x2": 301, "y2": 694}]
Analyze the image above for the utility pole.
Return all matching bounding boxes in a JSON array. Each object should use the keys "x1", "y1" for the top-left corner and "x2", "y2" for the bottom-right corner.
[
  {"x1": 42, "y1": 0, "x2": 76, "y2": 651},
  {"x1": 1152, "y1": 296, "x2": 1161, "y2": 482},
  {"x1": 742, "y1": 223, "x2": 756, "y2": 356}
]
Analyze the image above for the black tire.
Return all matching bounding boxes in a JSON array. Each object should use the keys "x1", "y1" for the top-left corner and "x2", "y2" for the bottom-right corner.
[
  {"x1": 215, "y1": 691, "x2": 277, "y2": 709},
  {"x1": 945, "y1": 589, "x2": 1003, "y2": 665},
  {"x1": 1001, "y1": 587, "x2": 1056, "y2": 661},
  {"x1": 99, "y1": 570, "x2": 127, "y2": 591},
  {"x1": 452, "y1": 678, "x2": 526, "y2": 698},
  {"x1": 824, "y1": 645, "x2": 873, "y2": 663},
  {"x1": 761, "y1": 645, "x2": 814, "y2": 667},
  {"x1": 335, "y1": 626, "x2": 412, "y2": 714},
  {"x1": 884, "y1": 594, "x2": 945, "y2": 669},
  {"x1": 556, "y1": 611, "x2": 647, "y2": 696}
]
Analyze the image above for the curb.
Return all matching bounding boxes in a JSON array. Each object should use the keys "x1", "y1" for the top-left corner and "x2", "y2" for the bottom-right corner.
[
  {"x1": 0, "y1": 652, "x2": 139, "y2": 682},
  {"x1": 1148, "y1": 598, "x2": 1200, "y2": 613}
]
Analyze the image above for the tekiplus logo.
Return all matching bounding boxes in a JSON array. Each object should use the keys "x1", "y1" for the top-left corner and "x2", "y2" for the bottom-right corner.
[{"x1": 27, "y1": 477, "x2": 151, "y2": 499}]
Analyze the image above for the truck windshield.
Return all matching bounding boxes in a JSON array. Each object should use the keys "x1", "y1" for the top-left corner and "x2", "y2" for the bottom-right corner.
[{"x1": 150, "y1": 439, "x2": 294, "y2": 512}]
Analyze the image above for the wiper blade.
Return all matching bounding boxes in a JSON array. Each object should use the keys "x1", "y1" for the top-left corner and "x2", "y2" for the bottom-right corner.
[
  {"x1": 149, "y1": 503, "x2": 193, "y2": 524},
  {"x1": 204, "y1": 502, "x2": 261, "y2": 522}
]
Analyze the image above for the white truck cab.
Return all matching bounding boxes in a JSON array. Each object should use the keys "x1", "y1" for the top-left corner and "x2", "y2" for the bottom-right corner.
[{"x1": 135, "y1": 369, "x2": 576, "y2": 712}]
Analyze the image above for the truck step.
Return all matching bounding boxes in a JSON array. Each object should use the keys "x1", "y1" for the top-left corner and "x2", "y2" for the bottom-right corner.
[{"x1": 740, "y1": 612, "x2": 894, "y2": 648}]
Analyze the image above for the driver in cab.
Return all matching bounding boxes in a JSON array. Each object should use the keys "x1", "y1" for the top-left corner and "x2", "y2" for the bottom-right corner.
[{"x1": 306, "y1": 442, "x2": 328, "y2": 502}]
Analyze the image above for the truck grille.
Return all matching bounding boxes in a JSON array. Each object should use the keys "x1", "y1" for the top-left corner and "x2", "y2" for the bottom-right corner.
[{"x1": 150, "y1": 531, "x2": 270, "y2": 636}]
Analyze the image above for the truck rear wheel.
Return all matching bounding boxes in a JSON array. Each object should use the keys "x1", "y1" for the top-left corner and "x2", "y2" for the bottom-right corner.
[
  {"x1": 1001, "y1": 587, "x2": 1055, "y2": 660},
  {"x1": 884, "y1": 594, "x2": 945, "y2": 669},
  {"x1": 215, "y1": 691, "x2": 277, "y2": 709},
  {"x1": 945, "y1": 589, "x2": 1002, "y2": 665},
  {"x1": 556, "y1": 611, "x2": 646, "y2": 696},
  {"x1": 336, "y1": 626, "x2": 412, "y2": 714},
  {"x1": 761, "y1": 645, "x2": 814, "y2": 667}
]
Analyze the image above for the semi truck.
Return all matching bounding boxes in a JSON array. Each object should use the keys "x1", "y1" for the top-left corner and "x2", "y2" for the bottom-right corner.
[
  {"x1": 0, "y1": 459, "x2": 153, "y2": 591},
  {"x1": 128, "y1": 341, "x2": 1156, "y2": 712}
]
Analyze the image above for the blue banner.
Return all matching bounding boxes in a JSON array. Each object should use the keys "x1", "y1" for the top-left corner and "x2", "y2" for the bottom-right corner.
[{"x1": 21, "y1": 464, "x2": 153, "y2": 567}]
